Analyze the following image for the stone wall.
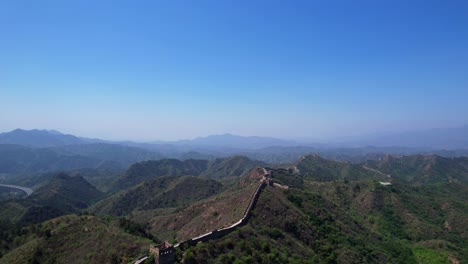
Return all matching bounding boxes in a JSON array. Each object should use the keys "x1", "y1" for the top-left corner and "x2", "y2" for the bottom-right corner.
[{"x1": 176, "y1": 179, "x2": 267, "y2": 250}]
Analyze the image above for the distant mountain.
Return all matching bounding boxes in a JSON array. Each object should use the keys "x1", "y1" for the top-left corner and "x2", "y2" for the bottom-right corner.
[
  {"x1": 53, "y1": 143, "x2": 164, "y2": 166},
  {"x1": 0, "y1": 129, "x2": 85, "y2": 147},
  {"x1": 350, "y1": 125, "x2": 468, "y2": 149},
  {"x1": 177, "y1": 151, "x2": 215, "y2": 161},
  {"x1": 3, "y1": 127, "x2": 468, "y2": 167},
  {"x1": 365, "y1": 154, "x2": 468, "y2": 184},
  {"x1": 0, "y1": 144, "x2": 104, "y2": 174},
  {"x1": 174, "y1": 133, "x2": 297, "y2": 150},
  {"x1": 0, "y1": 143, "x2": 165, "y2": 186}
]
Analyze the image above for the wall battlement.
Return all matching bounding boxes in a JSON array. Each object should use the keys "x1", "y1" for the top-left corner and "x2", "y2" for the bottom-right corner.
[{"x1": 149, "y1": 242, "x2": 175, "y2": 264}]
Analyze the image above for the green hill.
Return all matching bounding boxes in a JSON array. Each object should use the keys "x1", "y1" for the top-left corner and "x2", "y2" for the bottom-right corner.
[
  {"x1": 91, "y1": 176, "x2": 223, "y2": 216},
  {"x1": 0, "y1": 173, "x2": 103, "y2": 226},
  {"x1": 114, "y1": 156, "x2": 261, "y2": 190},
  {"x1": 0, "y1": 214, "x2": 152, "y2": 263},
  {"x1": 200, "y1": 156, "x2": 264, "y2": 179},
  {"x1": 296, "y1": 154, "x2": 384, "y2": 181},
  {"x1": 365, "y1": 154, "x2": 468, "y2": 183},
  {"x1": 1, "y1": 155, "x2": 467, "y2": 263},
  {"x1": 0, "y1": 144, "x2": 102, "y2": 174},
  {"x1": 28, "y1": 173, "x2": 103, "y2": 212},
  {"x1": 182, "y1": 179, "x2": 467, "y2": 263},
  {"x1": 114, "y1": 159, "x2": 209, "y2": 190},
  {"x1": 129, "y1": 168, "x2": 264, "y2": 243}
]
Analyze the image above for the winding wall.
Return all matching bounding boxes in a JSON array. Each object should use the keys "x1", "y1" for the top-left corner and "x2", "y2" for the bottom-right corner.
[
  {"x1": 175, "y1": 176, "x2": 267, "y2": 249},
  {"x1": 134, "y1": 169, "x2": 269, "y2": 264}
]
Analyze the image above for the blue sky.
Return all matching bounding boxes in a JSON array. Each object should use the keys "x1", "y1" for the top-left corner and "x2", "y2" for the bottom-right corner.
[{"x1": 1, "y1": 0, "x2": 467, "y2": 141}]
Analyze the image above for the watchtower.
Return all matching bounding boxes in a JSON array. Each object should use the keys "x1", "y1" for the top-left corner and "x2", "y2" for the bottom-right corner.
[{"x1": 149, "y1": 241, "x2": 175, "y2": 264}]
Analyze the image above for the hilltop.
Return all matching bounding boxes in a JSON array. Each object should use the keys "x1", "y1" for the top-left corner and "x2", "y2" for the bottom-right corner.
[
  {"x1": 365, "y1": 154, "x2": 468, "y2": 184},
  {"x1": 114, "y1": 159, "x2": 209, "y2": 190},
  {"x1": 0, "y1": 129, "x2": 84, "y2": 147},
  {"x1": 113, "y1": 156, "x2": 262, "y2": 190},
  {"x1": 27, "y1": 173, "x2": 103, "y2": 213},
  {"x1": 201, "y1": 156, "x2": 266, "y2": 179},
  {"x1": 91, "y1": 176, "x2": 224, "y2": 216},
  {"x1": 296, "y1": 154, "x2": 386, "y2": 181}
]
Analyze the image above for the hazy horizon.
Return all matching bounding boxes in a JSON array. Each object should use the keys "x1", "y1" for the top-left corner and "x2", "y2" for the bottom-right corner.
[
  {"x1": 2, "y1": 1, "x2": 467, "y2": 141},
  {"x1": 1, "y1": 124, "x2": 468, "y2": 145}
]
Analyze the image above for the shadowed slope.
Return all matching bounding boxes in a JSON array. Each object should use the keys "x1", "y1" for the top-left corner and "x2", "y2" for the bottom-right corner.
[
  {"x1": 0, "y1": 215, "x2": 151, "y2": 264},
  {"x1": 91, "y1": 176, "x2": 223, "y2": 216}
]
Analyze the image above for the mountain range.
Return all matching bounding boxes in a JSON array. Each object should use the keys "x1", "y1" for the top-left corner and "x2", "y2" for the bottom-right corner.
[
  {"x1": 2, "y1": 125, "x2": 468, "y2": 150},
  {"x1": 0, "y1": 149, "x2": 467, "y2": 263},
  {"x1": 347, "y1": 125, "x2": 468, "y2": 149},
  {"x1": 0, "y1": 129, "x2": 297, "y2": 150},
  {"x1": 0, "y1": 128, "x2": 467, "y2": 185}
]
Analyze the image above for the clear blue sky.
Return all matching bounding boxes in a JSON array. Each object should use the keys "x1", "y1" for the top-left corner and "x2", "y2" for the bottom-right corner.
[{"x1": 1, "y1": 0, "x2": 467, "y2": 141}]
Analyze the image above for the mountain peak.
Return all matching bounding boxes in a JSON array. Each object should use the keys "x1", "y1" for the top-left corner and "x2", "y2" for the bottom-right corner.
[{"x1": 0, "y1": 128, "x2": 83, "y2": 147}]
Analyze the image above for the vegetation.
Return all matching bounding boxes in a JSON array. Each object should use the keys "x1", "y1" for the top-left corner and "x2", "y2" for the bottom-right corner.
[
  {"x1": 0, "y1": 214, "x2": 152, "y2": 263},
  {"x1": 270, "y1": 169, "x2": 304, "y2": 188},
  {"x1": 183, "y1": 181, "x2": 466, "y2": 263},
  {"x1": 297, "y1": 155, "x2": 385, "y2": 181},
  {"x1": 114, "y1": 156, "x2": 261, "y2": 190},
  {"x1": 0, "y1": 154, "x2": 467, "y2": 263},
  {"x1": 0, "y1": 186, "x2": 26, "y2": 201},
  {"x1": 91, "y1": 176, "x2": 223, "y2": 216},
  {"x1": 0, "y1": 173, "x2": 103, "y2": 227},
  {"x1": 365, "y1": 154, "x2": 468, "y2": 184},
  {"x1": 200, "y1": 156, "x2": 264, "y2": 179},
  {"x1": 0, "y1": 144, "x2": 101, "y2": 175}
]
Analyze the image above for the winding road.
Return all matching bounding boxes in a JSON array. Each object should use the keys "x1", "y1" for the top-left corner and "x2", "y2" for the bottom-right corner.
[{"x1": 0, "y1": 184, "x2": 33, "y2": 196}]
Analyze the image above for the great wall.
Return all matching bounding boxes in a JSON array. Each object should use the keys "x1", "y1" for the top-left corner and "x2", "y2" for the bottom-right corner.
[{"x1": 134, "y1": 167, "x2": 273, "y2": 264}]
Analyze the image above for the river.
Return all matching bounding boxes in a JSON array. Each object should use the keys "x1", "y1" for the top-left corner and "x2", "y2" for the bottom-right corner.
[{"x1": 0, "y1": 184, "x2": 33, "y2": 196}]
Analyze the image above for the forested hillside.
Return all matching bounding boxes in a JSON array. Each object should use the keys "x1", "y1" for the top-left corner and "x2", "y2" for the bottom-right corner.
[{"x1": 0, "y1": 154, "x2": 466, "y2": 264}]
